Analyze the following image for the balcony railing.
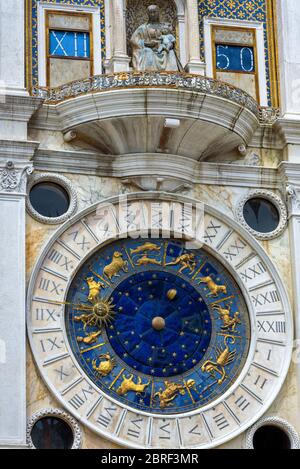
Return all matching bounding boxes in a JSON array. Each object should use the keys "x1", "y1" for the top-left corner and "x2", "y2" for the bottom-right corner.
[{"x1": 32, "y1": 72, "x2": 279, "y2": 125}]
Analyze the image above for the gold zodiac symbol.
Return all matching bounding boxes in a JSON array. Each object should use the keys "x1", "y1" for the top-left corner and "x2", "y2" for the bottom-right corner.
[
  {"x1": 103, "y1": 252, "x2": 129, "y2": 281},
  {"x1": 201, "y1": 336, "x2": 236, "y2": 385},
  {"x1": 130, "y1": 242, "x2": 161, "y2": 255},
  {"x1": 199, "y1": 276, "x2": 227, "y2": 297},
  {"x1": 135, "y1": 255, "x2": 161, "y2": 266},
  {"x1": 213, "y1": 304, "x2": 241, "y2": 332},
  {"x1": 86, "y1": 277, "x2": 106, "y2": 303},
  {"x1": 92, "y1": 354, "x2": 116, "y2": 377},
  {"x1": 154, "y1": 379, "x2": 196, "y2": 408},
  {"x1": 117, "y1": 374, "x2": 150, "y2": 396},
  {"x1": 77, "y1": 331, "x2": 102, "y2": 345},
  {"x1": 74, "y1": 297, "x2": 115, "y2": 331},
  {"x1": 166, "y1": 253, "x2": 196, "y2": 274}
]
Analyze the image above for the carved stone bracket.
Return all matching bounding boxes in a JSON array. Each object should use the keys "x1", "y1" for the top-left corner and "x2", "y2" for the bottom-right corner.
[
  {"x1": 286, "y1": 184, "x2": 300, "y2": 217},
  {"x1": 0, "y1": 161, "x2": 33, "y2": 194},
  {"x1": 122, "y1": 176, "x2": 193, "y2": 193}
]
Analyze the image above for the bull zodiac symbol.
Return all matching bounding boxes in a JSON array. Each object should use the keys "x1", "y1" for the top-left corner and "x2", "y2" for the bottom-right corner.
[{"x1": 117, "y1": 374, "x2": 150, "y2": 396}]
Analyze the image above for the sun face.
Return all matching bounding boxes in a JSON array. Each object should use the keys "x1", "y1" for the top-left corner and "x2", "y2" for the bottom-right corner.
[{"x1": 92, "y1": 299, "x2": 116, "y2": 326}]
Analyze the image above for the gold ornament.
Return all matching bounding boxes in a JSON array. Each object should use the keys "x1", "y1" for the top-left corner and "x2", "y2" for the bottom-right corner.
[
  {"x1": 213, "y1": 304, "x2": 241, "y2": 332},
  {"x1": 154, "y1": 380, "x2": 196, "y2": 408},
  {"x1": 201, "y1": 336, "x2": 236, "y2": 385},
  {"x1": 199, "y1": 276, "x2": 227, "y2": 297},
  {"x1": 103, "y1": 252, "x2": 129, "y2": 281},
  {"x1": 117, "y1": 374, "x2": 150, "y2": 396},
  {"x1": 92, "y1": 354, "x2": 116, "y2": 377},
  {"x1": 130, "y1": 242, "x2": 161, "y2": 255},
  {"x1": 167, "y1": 289, "x2": 177, "y2": 301},
  {"x1": 166, "y1": 253, "x2": 196, "y2": 274}
]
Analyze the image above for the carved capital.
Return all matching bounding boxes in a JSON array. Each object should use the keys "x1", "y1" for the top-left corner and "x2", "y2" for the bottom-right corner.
[
  {"x1": 286, "y1": 184, "x2": 300, "y2": 216},
  {"x1": 0, "y1": 161, "x2": 33, "y2": 194}
]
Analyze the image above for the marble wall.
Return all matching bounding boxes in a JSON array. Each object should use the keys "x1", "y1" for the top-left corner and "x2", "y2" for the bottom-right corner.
[{"x1": 25, "y1": 168, "x2": 298, "y2": 449}]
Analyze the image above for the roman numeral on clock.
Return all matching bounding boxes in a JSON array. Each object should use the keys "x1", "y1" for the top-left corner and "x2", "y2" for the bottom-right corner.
[
  {"x1": 97, "y1": 406, "x2": 117, "y2": 428},
  {"x1": 69, "y1": 387, "x2": 95, "y2": 410},
  {"x1": 127, "y1": 418, "x2": 143, "y2": 439},
  {"x1": 240, "y1": 262, "x2": 266, "y2": 282},
  {"x1": 48, "y1": 249, "x2": 74, "y2": 272},
  {"x1": 252, "y1": 290, "x2": 280, "y2": 306},
  {"x1": 203, "y1": 220, "x2": 221, "y2": 244}
]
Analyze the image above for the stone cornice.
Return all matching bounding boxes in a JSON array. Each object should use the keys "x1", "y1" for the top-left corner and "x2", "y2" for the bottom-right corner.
[
  {"x1": 0, "y1": 95, "x2": 43, "y2": 123},
  {"x1": 0, "y1": 140, "x2": 40, "y2": 162},
  {"x1": 33, "y1": 149, "x2": 280, "y2": 189}
]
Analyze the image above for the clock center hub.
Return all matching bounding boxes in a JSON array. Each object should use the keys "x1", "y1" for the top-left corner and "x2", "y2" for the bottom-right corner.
[{"x1": 152, "y1": 316, "x2": 166, "y2": 331}]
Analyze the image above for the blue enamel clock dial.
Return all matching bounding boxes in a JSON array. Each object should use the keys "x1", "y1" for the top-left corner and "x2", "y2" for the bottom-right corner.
[{"x1": 66, "y1": 238, "x2": 251, "y2": 414}]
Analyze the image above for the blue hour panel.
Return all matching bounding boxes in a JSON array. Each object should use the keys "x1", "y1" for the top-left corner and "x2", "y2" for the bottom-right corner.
[
  {"x1": 49, "y1": 30, "x2": 90, "y2": 58},
  {"x1": 216, "y1": 44, "x2": 255, "y2": 73},
  {"x1": 65, "y1": 238, "x2": 251, "y2": 415}
]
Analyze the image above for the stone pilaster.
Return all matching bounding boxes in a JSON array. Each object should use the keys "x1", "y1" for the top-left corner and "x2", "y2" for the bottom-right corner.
[
  {"x1": 109, "y1": 0, "x2": 130, "y2": 72},
  {"x1": 185, "y1": 0, "x2": 205, "y2": 75},
  {"x1": 0, "y1": 140, "x2": 39, "y2": 448},
  {"x1": 0, "y1": 0, "x2": 27, "y2": 96}
]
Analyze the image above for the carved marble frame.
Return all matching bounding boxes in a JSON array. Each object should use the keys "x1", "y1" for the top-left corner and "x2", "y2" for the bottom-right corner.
[
  {"x1": 26, "y1": 173, "x2": 78, "y2": 225},
  {"x1": 245, "y1": 416, "x2": 300, "y2": 449},
  {"x1": 26, "y1": 192, "x2": 293, "y2": 449},
  {"x1": 235, "y1": 189, "x2": 288, "y2": 240},
  {"x1": 26, "y1": 408, "x2": 82, "y2": 449}
]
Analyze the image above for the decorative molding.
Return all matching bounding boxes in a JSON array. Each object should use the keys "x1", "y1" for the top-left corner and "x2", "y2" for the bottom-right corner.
[
  {"x1": 0, "y1": 161, "x2": 33, "y2": 194},
  {"x1": 235, "y1": 151, "x2": 262, "y2": 167},
  {"x1": 286, "y1": 185, "x2": 300, "y2": 217},
  {"x1": 32, "y1": 71, "x2": 261, "y2": 118},
  {"x1": 235, "y1": 189, "x2": 288, "y2": 240},
  {"x1": 122, "y1": 176, "x2": 193, "y2": 193},
  {"x1": 33, "y1": 150, "x2": 281, "y2": 189},
  {"x1": 26, "y1": 173, "x2": 78, "y2": 225},
  {"x1": 26, "y1": 408, "x2": 82, "y2": 450},
  {"x1": 245, "y1": 416, "x2": 300, "y2": 449}
]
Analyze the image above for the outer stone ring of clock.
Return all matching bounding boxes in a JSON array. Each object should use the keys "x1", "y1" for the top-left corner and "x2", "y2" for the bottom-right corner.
[{"x1": 106, "y1": 270, "x2": 212, "y2": 378}]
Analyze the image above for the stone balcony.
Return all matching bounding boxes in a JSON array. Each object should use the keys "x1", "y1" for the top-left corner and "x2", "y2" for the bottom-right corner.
[{"x1": 31, "y1": 72, "x2": 279, "y2": 162}]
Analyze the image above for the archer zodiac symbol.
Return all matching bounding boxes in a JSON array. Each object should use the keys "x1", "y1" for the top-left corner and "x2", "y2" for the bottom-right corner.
[
  {"x1": 92, "y1": 354, "x2": 116, "y2": 377},
  {"x1": 166, "y1": 253, "x2": 196, "y2": 274},
  {"x1": 199, "y1": 276, "x2": 227, "y2": 297},
  {"x1": 117, "y1": 375, "x2": 150, "y2": 396},
  {"x1": 201, "y1": 336, "x2": 236, "y2": 385},
  {"x1": 103, "y1": 252, "x2": 129, "y2": 281},
  {"x1": 212, "y1": 304, "x2": 241, "y2": 332},
  {"x1": 154, "y1": 380, "x2": 196, "y2": 408},
  {"x1": 130, "y1": 242, "x2": 161, "y2": 255}
]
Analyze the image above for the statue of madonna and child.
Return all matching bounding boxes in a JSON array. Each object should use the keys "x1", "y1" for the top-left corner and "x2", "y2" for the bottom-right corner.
[{"x1": 130, "y1": 4, "x2": 182, "y2": 72}]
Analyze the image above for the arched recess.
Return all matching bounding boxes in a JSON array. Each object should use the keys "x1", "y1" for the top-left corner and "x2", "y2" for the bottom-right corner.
[{"x1": 125, "y1": 0, "x2": 187, "y2": 67}]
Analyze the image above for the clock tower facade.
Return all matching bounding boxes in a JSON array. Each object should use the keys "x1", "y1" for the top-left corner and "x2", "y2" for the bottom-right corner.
[{"x1": 0, "y1": 0, "x2": 300, "y2": 450}]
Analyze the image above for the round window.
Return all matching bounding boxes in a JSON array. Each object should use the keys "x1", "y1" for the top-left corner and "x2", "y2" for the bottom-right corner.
[
  {"x1": 243, "y1": 197, "x2": 280, "y2": 234},
  {"x1": 31, "y1": 417, "x2": 74, "y2": 450},
  {"x1": 252, "y1": 425, "x2": 291, "y2": 450},
  {"x1": 29, "y1": 182, "x2": 70, "y2": 218}
]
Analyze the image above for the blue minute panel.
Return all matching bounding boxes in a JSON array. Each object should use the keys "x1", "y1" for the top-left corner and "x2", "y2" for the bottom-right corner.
[
  {"x1": 216, "y1": 44, "x2": 255, "y2": 73},
  {"x1": 49, "y1": 30, "x2": 90, "y2": 58}
]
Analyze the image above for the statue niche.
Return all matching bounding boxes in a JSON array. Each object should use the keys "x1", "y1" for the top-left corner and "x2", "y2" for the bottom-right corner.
[{"x1": 127, "y1": 1, "x2": 180, "y2": 72}]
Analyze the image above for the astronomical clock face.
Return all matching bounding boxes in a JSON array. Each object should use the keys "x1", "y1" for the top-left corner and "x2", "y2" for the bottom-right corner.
[{"x1": 27, "y1": 196, "x2": 292, "y2": 449}]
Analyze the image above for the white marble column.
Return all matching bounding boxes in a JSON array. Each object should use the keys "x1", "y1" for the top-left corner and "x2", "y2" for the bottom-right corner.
[
  {"x1": 0, "y1": 0, "x2": 27, "y2": 96},
  {"x1": 276, "y1": 0, "x2": 300, "y2": 161},
  {"x1": 0, "y1": 142, "x2": 37, "y2": 448},
  {"x1": 185, "y1": 0, "x2": 205, "y2": 75},
  {"x1": 109, "y1": 0, "x2": 130, "y2": 72},
  {"x1": 286, "y1": 184, "x2": 300, "y2": 412}
]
